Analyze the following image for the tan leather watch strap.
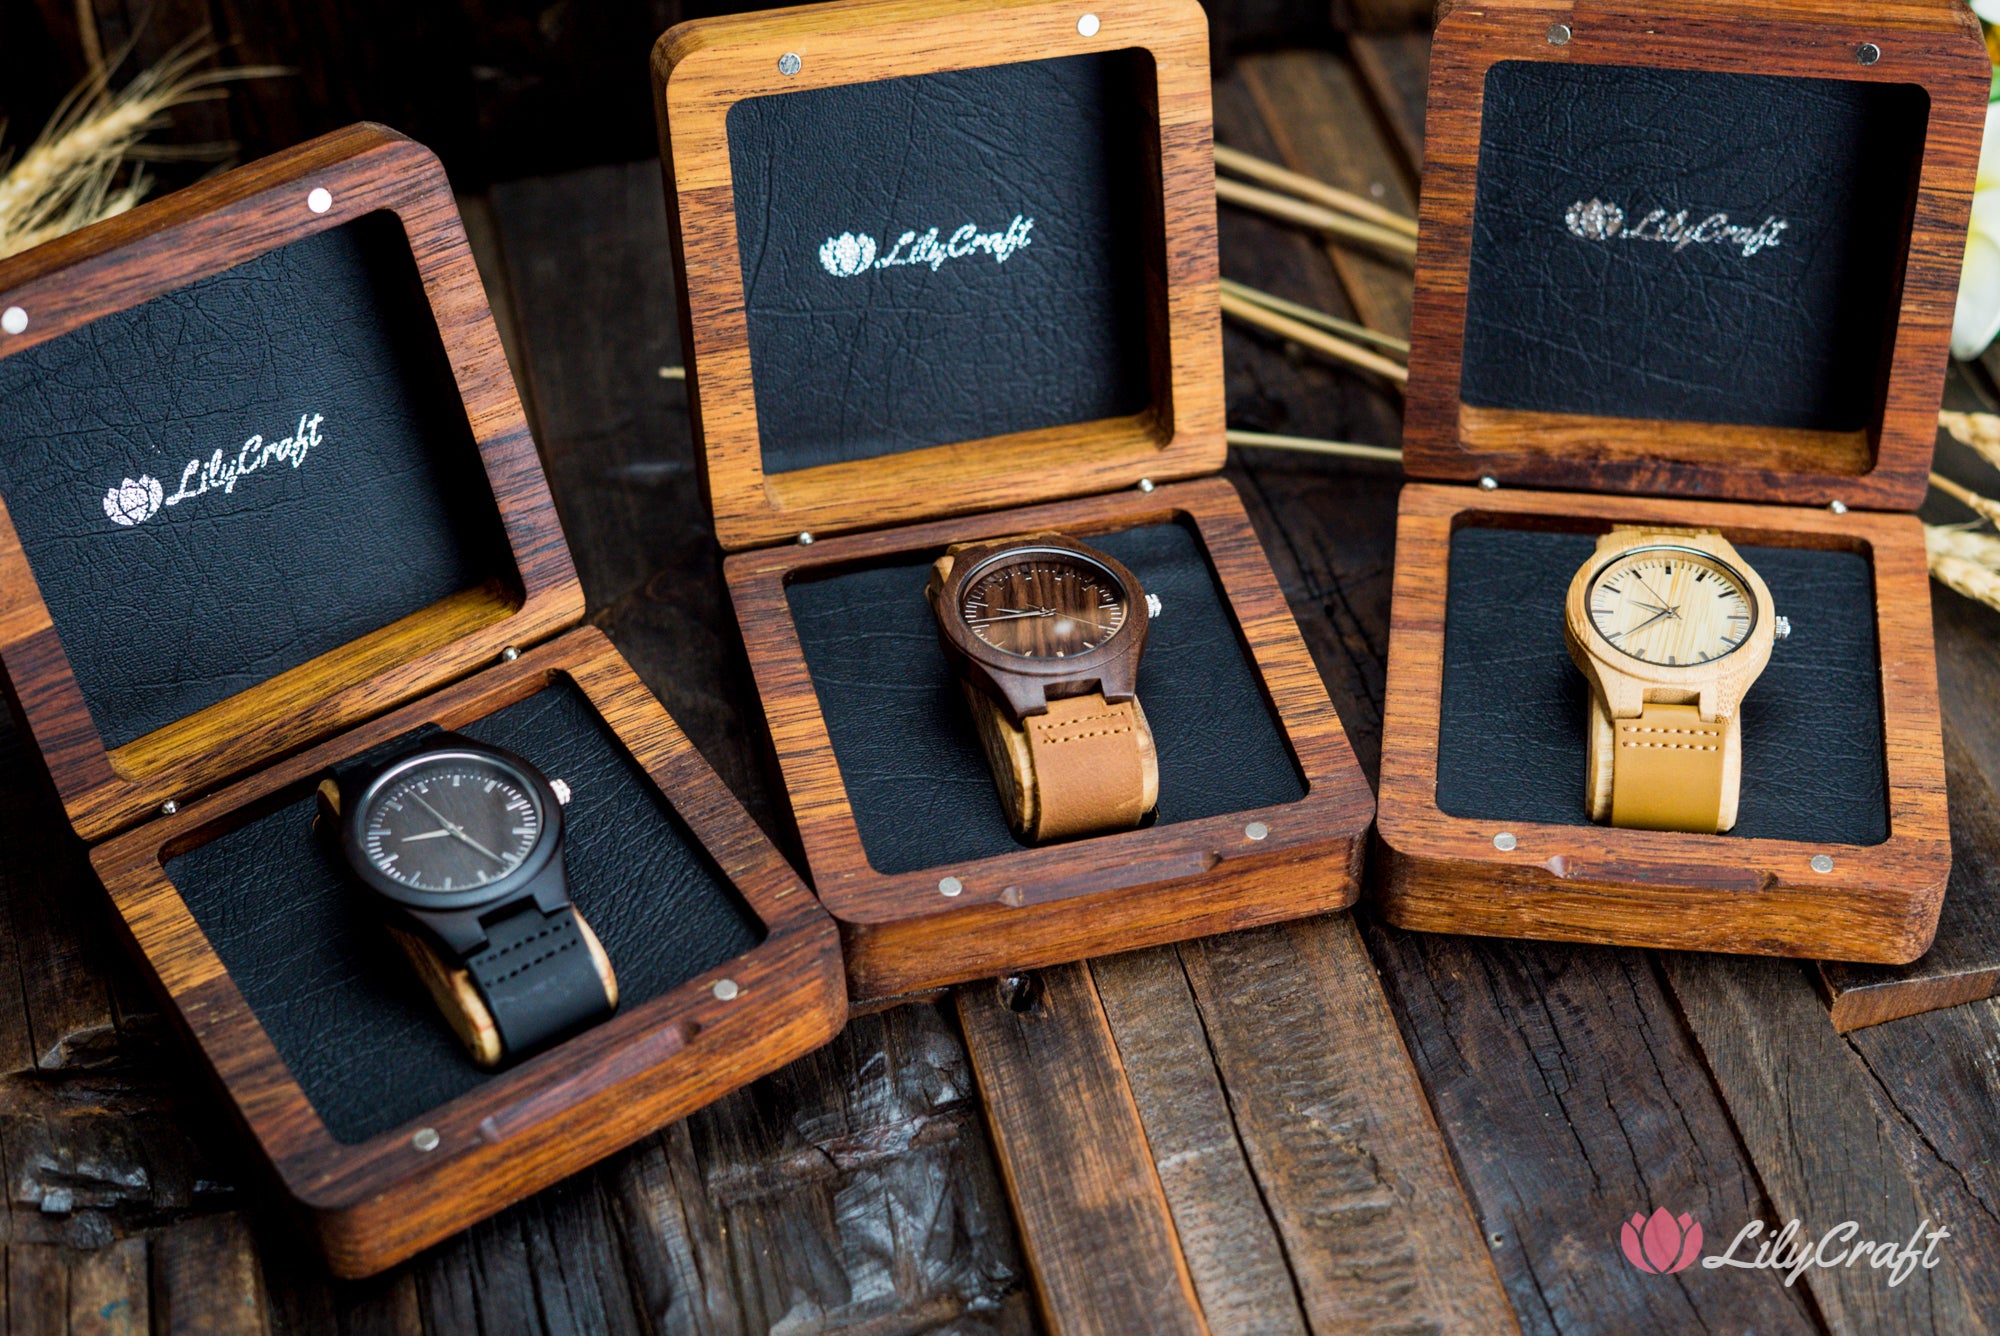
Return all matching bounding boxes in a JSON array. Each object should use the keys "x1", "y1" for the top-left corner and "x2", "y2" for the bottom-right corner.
[
  {"x1": 1608, "y1": 702, "x2": 1729, "y2": 834},
  {"x1": 1023, "y1": 693, "x2": 1157, "y2": 841}
]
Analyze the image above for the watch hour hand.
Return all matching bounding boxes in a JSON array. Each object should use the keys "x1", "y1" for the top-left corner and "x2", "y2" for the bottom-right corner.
[
  {"x1": 400, "y1": 828, "x2": 455, "y2": 842},
  {"x1": 409, "y1": 792, "x2": 508, "y2": 866}
]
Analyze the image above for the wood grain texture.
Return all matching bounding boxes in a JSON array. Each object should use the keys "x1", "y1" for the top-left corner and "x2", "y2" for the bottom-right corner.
[
  {"x1": 88, "y1": 627, "x2": 846, "y2": 1278},
  {"x1": 653, "y1": 0, "x2": 1227, "y2": 551},
  {"x1": 957, "y1": 965, "x2": 1209, "y2": 1336},
  {"x1": 1403, "y1": 0, "x2": 1989, "y2": 509},
  {"x1": 725, "y1": 477, "x2": 1375, "y2": 1001},
  {"x1": 1377, "y1": 483, "x2": 1951, "y2": 963},
  {"x1": 0, "y1": 123, "x2": 585, "y2": 843}
]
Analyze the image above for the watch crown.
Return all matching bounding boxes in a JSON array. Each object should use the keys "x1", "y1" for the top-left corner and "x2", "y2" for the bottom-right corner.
[
  {"x1": 551, "y1": 778, "x2": 572, "y2": 806},
  {"x1": 1146, "y1": 593, "x2": 1163, "y2": 619},
  {"x1": 1774, "y1": 616, "x2": 1791, "y2": 641}
]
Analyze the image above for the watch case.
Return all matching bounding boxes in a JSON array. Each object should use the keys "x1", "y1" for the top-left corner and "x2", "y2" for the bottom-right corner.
[
  {"x1": 655, "y1": 0, "x2": 1377, "y2": 1001},
  {"x1": 1376, "y1": 0, "x2": 1980, "y2": 961},
  {"x1": 0, "y1": 126, "x2": 845, "y2": 1276}
]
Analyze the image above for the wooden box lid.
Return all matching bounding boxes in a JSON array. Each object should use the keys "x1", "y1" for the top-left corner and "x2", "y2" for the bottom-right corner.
[
  {"x1": 653, "y1": 0, "x2": 1226, "y2": 551},
  {"x1": 1403, "y1": 0, "x2": 1989, "y2": 512},
  {"x1": 0, "y1": 125, "x2": 584, "y2": 842}
]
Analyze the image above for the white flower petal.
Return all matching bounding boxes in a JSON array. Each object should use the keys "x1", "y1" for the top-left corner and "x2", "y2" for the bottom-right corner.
[
  {"x1": 1977, "y1": 99, "x2": 2000, "y2": 192},
  {"x1": 1952, "y1": 230, "x2": 2000, "y2": 360}
]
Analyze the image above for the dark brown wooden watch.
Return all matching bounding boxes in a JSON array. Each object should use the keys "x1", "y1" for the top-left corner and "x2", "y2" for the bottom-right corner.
[{"x1": 927, "y1": 532, "x2": 1159, "y2": 842}]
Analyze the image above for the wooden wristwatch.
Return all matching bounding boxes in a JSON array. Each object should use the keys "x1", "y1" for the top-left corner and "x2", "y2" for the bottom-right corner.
[
  {"x1": 1563, "y1": 526, "x2": 1787, "y2": 833},
  {"x1": 927, "y1": 533, "x2": 1159, "y2": 843},
  {"x1": 320, "y1": 730, "x2": 618, "y2": 1067}
]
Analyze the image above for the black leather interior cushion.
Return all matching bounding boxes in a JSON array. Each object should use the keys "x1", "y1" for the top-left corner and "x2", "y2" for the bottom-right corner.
[
  {"x1": 725, "y1": 51, "x2": 1154, "y2": 474},
  {"x1": 0, "y1": 213, "x2": 515, "y2": 749},
  {"x1": 786, "y1": 521, "x2": 1307, "y2": 875},
  {"x1": 1436, "y1": 527, "x2": 1889, "y2": 845},
  {"x1": 1460, "y1": 62, "x2": 1927, "y2": 433},
  {"x1": 164, "y1": 681, "x2": 764, "y2": 1144}
]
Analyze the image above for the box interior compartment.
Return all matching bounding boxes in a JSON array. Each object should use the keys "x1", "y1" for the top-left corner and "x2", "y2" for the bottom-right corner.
[
  {"x1": 724, "y1": 48, "x2": 1163, "y2": 474},
  {"x1": 163, "y1": 679, "x2": 764, "y2": 1145},
  {"x1": 1457, "y1": 61, "x2": 1929, "y2": 476},
  {"x1": 1435, "y1": 523, "x2": 1888, "y2": 845},
  {"x1": 785, "y1": 519, "x2": 1305, "y2": 874},
  {"x1": 0, "y1": 211, "x2": 519, "y2": 751}
]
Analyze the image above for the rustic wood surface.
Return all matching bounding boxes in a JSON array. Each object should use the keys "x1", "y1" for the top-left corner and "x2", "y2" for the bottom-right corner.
[{"x1": 4, "y1": 28, "x2": 2000, "y2": 1335}]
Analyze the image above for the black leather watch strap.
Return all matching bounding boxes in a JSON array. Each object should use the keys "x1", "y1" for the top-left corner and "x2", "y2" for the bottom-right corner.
[{"x1": 466, "y1": 901, "x2": 614, "y2": 1057}]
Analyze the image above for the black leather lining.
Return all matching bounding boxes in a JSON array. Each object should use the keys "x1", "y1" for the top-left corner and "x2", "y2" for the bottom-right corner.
[
  {"x1": 1461, "y1": 62, "x2": 1927, "y2": 433},
  {"x1": 725, "y1": 51, "x2": 1155, "y2": 474},
  {"x1": 785, "y1": 521, "x2": 1307, "y2": 875},
  {"x1": 0, "y1": 212, "x2": 517, "y2": 749},
  {"x1": 164, "y1": 681, "x2": 765, "y2": 1144},
  {"x1": 1436, "y1": 526, "x2": 1889, "y2": 845}
]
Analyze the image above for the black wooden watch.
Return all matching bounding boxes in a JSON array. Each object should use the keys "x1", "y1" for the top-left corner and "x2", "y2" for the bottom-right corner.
[{"x1": 321, "y1": 730, "x2": 617, "y2": 1067}]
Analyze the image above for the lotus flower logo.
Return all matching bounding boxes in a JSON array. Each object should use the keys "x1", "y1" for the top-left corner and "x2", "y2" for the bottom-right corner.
[
  {"x1": 819, "y1": 231, "x2": 878, "y2": 278},
  {"x1": 101, "y1": 474, "x2": 163, "y2": 527},
  {"x1": 1622, "y1": 1208, "x2": 1704, "y2": 1275},
  {"x1": 1566, "y1": 198, "x2": 1626, "y2": 242}
]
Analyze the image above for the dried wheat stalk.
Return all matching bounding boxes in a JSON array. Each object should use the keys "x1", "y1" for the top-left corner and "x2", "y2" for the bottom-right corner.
[
  {"x1": 0, "y1": 37, "x2": 282, "y2": 260},
  {"x1": 1926, "y1": 524, "x2": 2000, "y2": 610}
]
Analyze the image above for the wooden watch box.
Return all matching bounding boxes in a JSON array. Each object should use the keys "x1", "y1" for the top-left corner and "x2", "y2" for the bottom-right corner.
[
  {"x1": 654, "y1": 0, "x2": 1375, "y2": 1001},
  {"x1": 1376, "y1": 0, "x2": 1986, "y2": 962},
  {"x1": 0, "y1": 125, "x2": 845, "y2": 1276}
]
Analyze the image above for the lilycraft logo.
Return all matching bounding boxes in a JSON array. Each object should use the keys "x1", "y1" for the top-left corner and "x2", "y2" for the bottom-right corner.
[{"x1": 1617, "y1": 1207, "x2": 1952, "y2": 1287}]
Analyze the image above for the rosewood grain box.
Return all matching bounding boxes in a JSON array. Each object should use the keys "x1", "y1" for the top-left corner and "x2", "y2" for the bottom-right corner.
[
  {"x1": 1375, "y1": 0, "x2": 1985, "y2": 962},
  {"x1": 0, "y1": 124, "x2": 845, "y2": 1275},
  {"x1": 653, "y1": 0, "x2": 1375, "y2": 1000}
]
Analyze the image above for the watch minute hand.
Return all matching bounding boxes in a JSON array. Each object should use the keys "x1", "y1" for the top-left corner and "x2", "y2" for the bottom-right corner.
[{"x1": 409, "y1": 792, "x2": 508, "y2": 866}]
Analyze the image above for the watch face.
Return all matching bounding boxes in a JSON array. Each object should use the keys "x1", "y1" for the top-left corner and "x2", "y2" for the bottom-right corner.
[
  {"x1": 357, "y1": 753, "x2": 544, "y2": 894},
  {"x1": 1587, "y1": 544, "x2": 1757, "y2": 666},
  {"x1": 960, "y1": 548, "x2": 1129, "y2": 659}
]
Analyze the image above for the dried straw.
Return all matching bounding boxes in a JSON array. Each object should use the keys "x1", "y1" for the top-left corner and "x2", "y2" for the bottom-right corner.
[
  {"x1": 1937, "y1": 410, "x2": 2000, "y2": 475},
  {"x1": 0, "y1": 36, "x2": 283, "y2": 260},
  {"x1": 1926, "y1": 524, "x2": 2000, "y2": 611}
]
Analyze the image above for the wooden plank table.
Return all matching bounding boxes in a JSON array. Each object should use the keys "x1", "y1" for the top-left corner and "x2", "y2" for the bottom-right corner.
[{"x1": 2, "y1": 34, "x2": 1999, "y2": 1335}]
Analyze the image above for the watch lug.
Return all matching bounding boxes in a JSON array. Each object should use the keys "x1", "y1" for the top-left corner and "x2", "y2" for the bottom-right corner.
[
  {"x1": 408, "y1": 907, "x2": 491, "y2": 959},
  {"x1": 524, "y1": 855, "x2": 573, "y2": 917}
]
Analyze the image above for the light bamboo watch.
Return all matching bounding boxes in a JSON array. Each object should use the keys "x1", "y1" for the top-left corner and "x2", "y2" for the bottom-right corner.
[
  {"x1": 927, "y1": 533, "x2": 1160, "y2": 843},
  {"x1": 1562, "y1": 526, "x2": 1789, "y2": 834}
]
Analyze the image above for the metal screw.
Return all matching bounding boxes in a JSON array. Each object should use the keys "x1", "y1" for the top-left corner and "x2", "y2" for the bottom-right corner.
[
  {"x1": 501, "y1": 645, "x2": 520, "y2": 662},
  {"x1": 1774, "y1": 616, "x2": 1792, "y2": 641},
  {"x1": 778, "y1": 52, "x2": 802, "y2": 75},
  {"x1": 307, "y1": 187, "x2": 333, "y2": 214},
  {"x1": 1493, "y1": 831, "x2": 1518, "y2": 851},
  {"x1": 1077, "y1": 12, "x2": 1101, "y2": 36},
  {"x1": 1811, "y1": 854, "x2": 1836, "y2": 874},
  {"x1": 1, "y1": 306, "x2": 26, "y2": 335},
  {"x1": 1829, "y1": 499, "x2": 1849, "y2": 515},
  {"x1": 551, "y1": 778, "x2": 572, "y2": 806},
  {"x1": 713, "y1": 978, "x2": 741, "y2": 1001},
  {"x1": 412, "y1": 1127, "x2": 440, "y2": 1152},
  {"x1": 1547, "y1": 22, "x2": 1571, "y2": 45},
  {"x1": 1479, "y1": 475, "x2": 1499, "y2": 491},
  {"x1": 1137, "y1": 477, "x2": 1154, "y2": 493},
  {"x1": 160, "y1": 800, "x2": 179, "y2": 817},
  {"x1": 1856, "y1": 42, "x2": 1881, "y2": 66},
  {"x1": 1244, "y1": 821, "x2": 1270, "y2": 841},
  {"x1": 939, "y1": 875, "x2": 964, "y2": 897},
  {"x1": 798, "y1": 531, "x2": 815, "y2": 545}
]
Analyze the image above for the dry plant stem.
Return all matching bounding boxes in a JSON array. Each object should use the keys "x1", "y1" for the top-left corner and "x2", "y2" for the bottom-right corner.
[
  {"x1": 1225, "y1": 429, "x2": 1404, "y2": 463},
  {"x1": 1218, "y1": 278, "x2": 1409, "y2": 357},
  {"x1": 1929, "y1": 471, "x2": 2000, "y2": 524},
  {"x1": 1938, "y1": 408, "x2": 2000, "y2": 474},
  {"x1": 1213, "y1": 143, "x2": 1419, "y2": 238},
  {"x1": 1925, "y1": 523, "x2": 2000, "y2": 612},
  {"x1": 1220, "y1": 288, "x2": 1410, "y2": 386},
  {"x1": 1215, "y1": 177, "x2": 1419, "y2": 259}
]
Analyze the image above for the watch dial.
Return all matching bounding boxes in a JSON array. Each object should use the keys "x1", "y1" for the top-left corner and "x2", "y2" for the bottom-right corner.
[
  {"x1": 359, "y1": 756, "x2": 543, "y2": 893},
  {"x1": 961, "y1": 550, "x2": 1128, "y2": 659},
  {"x1": 1587, "y1": 545, "x2": 1757, "y2": 666}
]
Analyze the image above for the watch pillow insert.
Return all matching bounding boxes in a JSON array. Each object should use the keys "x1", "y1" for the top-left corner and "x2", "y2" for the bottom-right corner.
[
  {"x1": 0, "y1": 212, "x2": 518, "y2": 749},
  {"x1": 786, "y1": 520, "x2": 1307, "y2": 874},
  {"x1": 164, "y1": 681, "x2": 764, "y2": 1144},
  {"x1": 1436, "y1": 525, "x2": 1889, "y2": 845},
  {"x1": 725, "y1": 49, "x2": 1157, "y2": 474}
]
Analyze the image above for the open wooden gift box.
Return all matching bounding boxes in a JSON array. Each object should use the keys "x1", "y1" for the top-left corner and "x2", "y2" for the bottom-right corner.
[
  {"x1": 0, "y1": 124, "x2": 845, "y2": 1276},
  {"x1": 654, "y1": 0, "x2": 1376, "y2": 1000},
  {"x1": 1376, "y1": 0, "x2": 1988, "y2": 962}
]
